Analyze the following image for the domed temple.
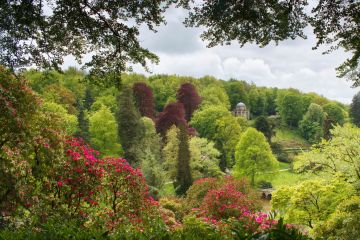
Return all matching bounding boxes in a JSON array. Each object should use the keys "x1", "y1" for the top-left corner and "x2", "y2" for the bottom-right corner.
[{"x1": 233, "y1": 102, "x2": 250, "y2": 119}]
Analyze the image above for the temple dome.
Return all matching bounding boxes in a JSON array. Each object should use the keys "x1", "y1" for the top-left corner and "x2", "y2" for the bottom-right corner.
[{"x1": 236, "y1": 102, "x2": 246, "y2": 108}]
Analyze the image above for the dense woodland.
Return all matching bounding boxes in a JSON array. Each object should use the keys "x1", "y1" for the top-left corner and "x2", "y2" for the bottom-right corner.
[
  {"x1": 1, "y1": 0, "x2": 360, "y2": 239},
  {"x1": 1, "y1": 66, "x2": 360, "y2": 239}
]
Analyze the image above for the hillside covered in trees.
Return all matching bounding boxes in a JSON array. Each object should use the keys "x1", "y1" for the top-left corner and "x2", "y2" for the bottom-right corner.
[{"x1": 1, "y1": 66, "x2": 359, "y2": 239}]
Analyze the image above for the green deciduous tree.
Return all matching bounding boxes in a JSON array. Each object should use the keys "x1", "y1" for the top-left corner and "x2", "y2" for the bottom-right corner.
[
  {"x1": 294, "y1": 124, "x2": 360, "y2": 184},
  {"x1": 299, "y1": 103, "x2": 325, "y2": 143},
  {"x1": 42, "y1": 84, "x2": 78, "y2": 115},
  {"x1": 255, "y1": 116, "x2": 275, "y2": 142},
  {"x1": 214, "y1": 116, "x2": 243, "y2": 170},
  {"x1": 313, "y1": 196, "x2": 360, "y2": 240},
  {"x1": 191, "y1": 106, "x2": 243, "y2": 170},
  {"x1": 90, "y1": 95, "x2": 117, "y2": 113},
  {"x1": 138, "y1": 117, "x2": 166, "y2": 192},
  {"x1": 323, "y1": 102, "x2": 345, "y2": 139},
  {"x1": 234, "y1": 128, "x2": 278, "y2": 186},
  {"x1": 89, "y1": 105, "x2": 122, "y2": 157},
  {"x1": 149, "y1": 75, "x2": 183, "y2": 112},
  {"x1": 190, "y1": 106, "x2": 232, "y2": 141},
  {"x1": 42, "y1": 101, "x2": 78, "y2": 135},
  {"x1": 223, "y1": 79, "x2": 250, "y2": 110},
  {"x1": 163, "y1": 126, "x2": 180, "y2": 181},
  {"x1": 272, "y1": 178, "x2": 355, "y2": 230},
  {"x1": 277, "y1": 92, "x2": 305, "y2": 127},
  {"x1": 189, "y1": 137, "x2": 222, "y2": 180},
  {"x1": 200, "y1": 85, "x2": 231, "y2": 110},
  {"x1": 163, "y1": 126, "x2": 222, "y2": 182},
  {"x1": 248, "y1": 88, "x2": 266, "y2": 117}
]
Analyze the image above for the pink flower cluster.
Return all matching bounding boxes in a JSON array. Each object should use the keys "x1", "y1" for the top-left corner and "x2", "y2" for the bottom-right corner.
[{"x1": 53, "y1": 138, "x2": 160, "y2": 230}]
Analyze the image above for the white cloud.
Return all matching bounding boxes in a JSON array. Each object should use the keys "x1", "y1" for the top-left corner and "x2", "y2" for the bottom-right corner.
[
  {"x1": 62, "y1": 6, "x2": 360, "y2": 104},
  {"x1": 135, "y1": 7, "x2": 359, "y2": 104},
  {"x1": 222, "y1": 58, "x2": 276, "y2": 84}
]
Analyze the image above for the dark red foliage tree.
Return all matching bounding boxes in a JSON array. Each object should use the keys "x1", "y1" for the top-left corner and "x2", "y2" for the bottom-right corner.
[
  {"x1": 176, "y1": 83, "x2": 201, "y2": 121},
  {"x1": 156, "y1": 102, "x2": 187, "y2": 138},
  {"x1": 133, "y1": 82, "x2": 155, "y2": 120}
]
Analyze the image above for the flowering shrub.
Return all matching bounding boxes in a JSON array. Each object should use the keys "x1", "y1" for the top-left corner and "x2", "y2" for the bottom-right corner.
[
  {"x1": 201, "y1": 184, "x2": 257, "y2": 220},
  {"x1": 180, "y1": 176, "x2": 308, "y2": 239},
  {"x1": 98, "y1": 157, "x2": 160, "y2": 232},
  {"x1": 186, "y1": 177, "x2": 260, "y2": 212},
  {"x1": 185, "y1": 178, "x2": 218, "y2": 209},
  {"x1": 51, "y1": 138, "x2": 104, "y2": 217},
  {"x1": 0, "y1": 68, "x2": 66, "y2": 217},
  {"x1": 51, "y1": 138, "x2": 162, "y2": 232}
]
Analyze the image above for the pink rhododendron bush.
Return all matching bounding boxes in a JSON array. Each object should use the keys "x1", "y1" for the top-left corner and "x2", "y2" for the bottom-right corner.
[
  {"x1": 1, "y1": 137, "x2": 163, "y2": 236},
  {"x1": 177, "y1": 177, "x2": 308, "y2": 239},
  {"x1": 51, "y1": 138, "x2": 162, "y2": 232}
]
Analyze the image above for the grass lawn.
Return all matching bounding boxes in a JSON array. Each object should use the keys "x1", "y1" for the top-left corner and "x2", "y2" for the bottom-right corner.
[
  {"x1": 272, "y1": 127, "x2": 310, "y2": 149},
  {"x1": 257, "y1": 170, "x2": 308, "y2": 189},
  {"x1": 278, "y1": 161, "x2": 291, "y2": 170}
]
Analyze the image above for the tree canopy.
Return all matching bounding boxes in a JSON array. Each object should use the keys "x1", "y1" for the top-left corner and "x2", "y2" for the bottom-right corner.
[
  {"x1": 2, "y1": 1, "x2": 360, "y2": 86},
  {"x1": 294, "y1": 124, "x2": 360, "y2": 184}
]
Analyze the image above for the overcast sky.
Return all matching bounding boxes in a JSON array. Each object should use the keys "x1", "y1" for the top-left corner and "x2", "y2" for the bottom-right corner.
[{"x1": 64, "y1": 6, "x2": 359, "y2": 104}]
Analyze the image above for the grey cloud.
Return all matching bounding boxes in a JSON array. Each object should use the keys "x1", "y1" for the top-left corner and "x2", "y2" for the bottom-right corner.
[
  {"x1": 63, "y1": 6, "x2": 360, "y2": 104},
  {"x1": 139, "y1": 7, "x2": 204, "y2": 55}
]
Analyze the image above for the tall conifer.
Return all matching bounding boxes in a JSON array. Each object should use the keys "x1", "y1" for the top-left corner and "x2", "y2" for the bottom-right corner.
[
  {"x1": 117, "y1": 86, "x2": 144, "y2": 165},
  {"x1": 174, "y1": 124, "x2": 193, "y2": 196}
]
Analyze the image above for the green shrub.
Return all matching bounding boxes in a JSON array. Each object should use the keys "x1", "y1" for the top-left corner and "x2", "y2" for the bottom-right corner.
[
  {"x1": 258, "y1": 180, "x2": 273, "y2": 189},
  {"x1": 160, "y1": 197, "x2": 186, "y2": 221}
]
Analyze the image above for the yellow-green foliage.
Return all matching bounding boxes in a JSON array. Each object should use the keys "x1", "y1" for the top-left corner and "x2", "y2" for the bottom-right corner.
[
  {"x1": 89, "y1": 105, "x2": 122, "y2": 156},
  {"x1": 234, "y1": 128, "x2": 278, "y2": 185},
  {"x1": 272, "y1": 177, "x2": 356, "y2": 233},
  {"x1": 42, "y1": 101, "x2": 78, "y2": 135},
  {"x1": 313, "y1": 196, "x2": 360, "y2": 240},
  {"x1": 294, "y1": 124, "x2": 360, "y2": 183}
]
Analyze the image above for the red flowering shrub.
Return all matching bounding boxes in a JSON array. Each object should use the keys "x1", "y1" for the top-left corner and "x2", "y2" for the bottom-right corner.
[
  {"x1": 183, "y1": 176, "x2": 305, "y2": 238},
  {"x1": 52, "y1": 138, "x2": 104, "y2": 217},
  {"x1": 49, "y1": 138, "x2": 162, "y2": 232},
  {"x1": 186, "y1": 177, "x2": 260, "y2": 213},
  {"x1": 201, "y1": 184, "x2": 255, "y2": 220},
  {"x1": 99, "y1": 157, "x2": 160, "y2": 231},
  {"x1": 185, "y1": 178, "x2": 218, "y2": 209}
]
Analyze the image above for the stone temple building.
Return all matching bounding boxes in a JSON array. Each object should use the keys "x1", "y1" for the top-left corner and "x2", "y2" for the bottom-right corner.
[{"x1": 233, "y1": 102, "x2": 250, "y2": 119}]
